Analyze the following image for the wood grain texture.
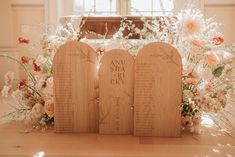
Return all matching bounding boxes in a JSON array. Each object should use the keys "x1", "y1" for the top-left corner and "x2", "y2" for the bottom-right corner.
[
  {"x1": 134, "y1": 42, "x2": 182, "y2": 137},
  {"x1": 53, "y1": 41, "x2": 99, "y2": 133},
  {"x1": 99, "y1": 49, "x2": 134, "y2": 134},
  {"x1": 1, "y1": 123, "x2": 235, "y2": 157}
]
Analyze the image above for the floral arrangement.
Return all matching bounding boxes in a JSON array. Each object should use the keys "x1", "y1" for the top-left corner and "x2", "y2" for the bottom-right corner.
[
  {"x1": 1, "y1": 37, "x2": 55, "y2": 130},
  {"x1": 1, "y1": 8, "x2": 235, "y2": 133}
]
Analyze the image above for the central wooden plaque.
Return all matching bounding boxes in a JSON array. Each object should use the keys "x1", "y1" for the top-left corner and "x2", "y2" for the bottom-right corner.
[
  {"x1": 53, "y1": 41, "x2": 99, "y2": 133},
  {"x1": 99, "y1": 49, "x2": 134, "y2": 134},
  {"x1": 134, "y1": 42, "x2": 182, "y2": 137}
]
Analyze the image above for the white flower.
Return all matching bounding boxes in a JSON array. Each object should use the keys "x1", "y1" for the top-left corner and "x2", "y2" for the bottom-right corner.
[
  {"x1": 184, "y1": 62, "x2": 195, "y2": 74},
  {"x1": 4, "y1": 72, "x2": 14, "y2": 86},
  {"x1": 198, "y1": 68, "x2": 213, "y2": 81},
  {"x1": 135, "y1": 28, "x2": 141, "y2": 34},
  {"x1": 105, "y1": 40, "x2": 125, "y2": 51},
  {"x1": 177, "y1": 9, "x2": 204, "y2": 36},
  {"x1": 35, "y1": 75, "x2": 45, "y2": 90},
  {"x1": 46, "y1": 77, "x2": 53, "y2": 88},
  {"x1": 1, "y1": 86, "x2": 10, "y2": 97},
  {"x1": 80, "y1": 38, "x2": 101, "y2": 50},
  {"x1": 183, "y1": 18, "x2": 201, "y2": 35},
  {"x1": 35, "y1": 82, "x2": 44, "y2": 90},
  {"x1": 183, "y1": 89, "x2": 193, "y2": 98},
  {"x1": 31, "y1": 103, "x2": 45, "y2": 119},
  {"x1": 222, "y1": 50, "x2": 232, "y2": 60},
  {"x1": 35, "y1": 55, "x2": 47, "y2": 66},
  {"x1": 11, "y1": 89, "x2": 23, "y2": 101},
  {"x1": 42, "y1": 77, "x2": 53, "y2": 96},
  {"x1": 48, "y1": 35, "x2": 58, "y2": 41}
]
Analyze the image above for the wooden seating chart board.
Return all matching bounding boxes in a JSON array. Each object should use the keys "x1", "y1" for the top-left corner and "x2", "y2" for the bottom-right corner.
[
  {"x1": 99, "y1": 50, "x2": 134, "y2": 134},
  {"x1": 134, "y1": 42, "x2": 182, "y2": 137},
  {"x1": 53, "y1": 41, "x2": 99, "y2": 133}
]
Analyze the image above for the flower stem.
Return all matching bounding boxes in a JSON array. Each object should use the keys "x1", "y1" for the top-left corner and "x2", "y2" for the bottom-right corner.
[{"x1": 0, "y1": 54, "x2": 36, "y2": 83}]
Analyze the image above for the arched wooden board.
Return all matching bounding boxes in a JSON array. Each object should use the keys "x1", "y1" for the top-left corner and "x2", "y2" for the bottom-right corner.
[
  {"x1": 53, "y1": 41, "x2": 99, "y2": 133},
  {"x1": 99, "y1": 49, "x2": 134, "y2": 134},
  {"x1": 134, "y1": 42, "x2": 182, "y2": 137}
]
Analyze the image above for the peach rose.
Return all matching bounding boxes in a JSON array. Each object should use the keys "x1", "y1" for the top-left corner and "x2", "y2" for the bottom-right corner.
[
  {"x1": 181, "y1": 116, "x2": 192, "y2": 126},
  {"x1": 205, "y1": 52, "x2": 219, "y2": 67},
  {"x1": 185, "y1": 77, "x2": 197, "y2": 85},
  {"x1": 44, "y1": 98, "x2": 54, "y2": 118},
  {"x1": 204, "y1": 83, "x2": 211, "y2": 91}
]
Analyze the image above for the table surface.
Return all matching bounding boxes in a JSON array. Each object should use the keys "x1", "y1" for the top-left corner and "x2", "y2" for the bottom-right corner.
[
  {"x1": 0, "y1": 122, "x2": 235, "y2": 157},
  {"x1": 1, "y1": 98, "x2": 235, "y2": 157}
]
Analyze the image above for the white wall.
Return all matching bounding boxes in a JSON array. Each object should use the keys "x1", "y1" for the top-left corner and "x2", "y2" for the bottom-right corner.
[
  {"x1": 0, "y1": 0, "x2": 235, "y2": 88},
  {"x1": 204, "y1": 0, "x2": 235, "y2": 45},
  {"x1": 0, "y1": 0, "x2": 20, "y2": 88}
]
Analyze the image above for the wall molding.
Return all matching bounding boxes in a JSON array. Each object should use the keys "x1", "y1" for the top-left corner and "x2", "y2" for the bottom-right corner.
[
  {"x1": 205, "y1": 4, "x2": 235, "y2": 7},
  {"x1": 0, "y1": 47, "x2": 17, "y2": 53},
  {"x1": 11, "y1": 4, "x2": 44, "y2": 8},
  {"x1": 205, "y1": 0, "x2": 235, "y2": 5},
  {"x1": 11, "y1": 0, "x2": 44, "y2": 5}
]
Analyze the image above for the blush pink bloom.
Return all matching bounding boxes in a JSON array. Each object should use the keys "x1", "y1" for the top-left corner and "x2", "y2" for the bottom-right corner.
[
  {"x1": 190, "y1": 39, "x2": 204, "y2": 47},
  {"x1": 199, "y1": 69, "x2": 213, "y2": 81}
]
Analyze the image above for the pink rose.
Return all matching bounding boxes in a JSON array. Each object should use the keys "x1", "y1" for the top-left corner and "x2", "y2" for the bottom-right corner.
[
  {"x1": 21, "y1": 56, "x2": 29, "y2": 64},
  {"x1": 212, "y1": 33, "x2": 224, "y2": 45},
  {"x1": 18, "y1": 37, "x2": 30, "y2": 44}
]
